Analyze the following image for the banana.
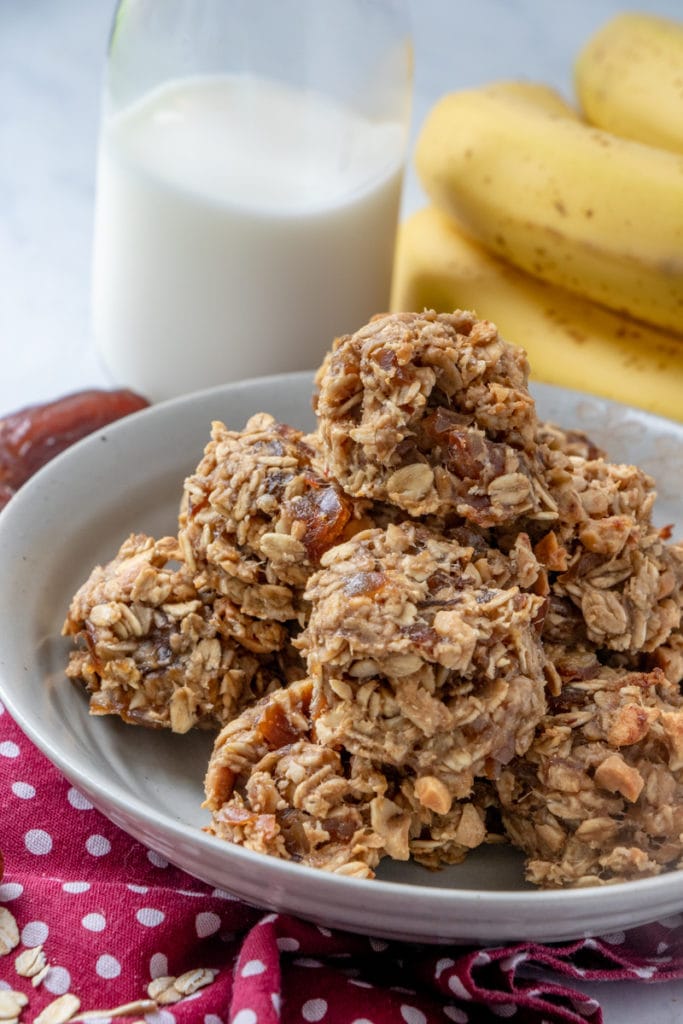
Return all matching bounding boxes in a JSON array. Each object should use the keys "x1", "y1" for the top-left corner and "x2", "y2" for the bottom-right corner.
[
  {"x1": 415, "y1": 81, "x2": 683, "y2": 334},
  {"x1": 575, "y1": 12, "x2": 683, "y2": 155},
  {"x1": 391, "y1": 206, "x2": 683, "y2": 423},
  {"x1": 467, "y1": 79, "x2": 581, "y2": 119}
]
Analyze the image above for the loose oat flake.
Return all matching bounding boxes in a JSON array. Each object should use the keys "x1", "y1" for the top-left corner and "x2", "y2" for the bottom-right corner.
[
  {"x1": 146, "y1": 976, "x2": 181, "y2": 1005},
  {"x1": 173, "y1": 967, "x2": 217, "y2": 995},
  {"x1": 0, "y1": 989, "x2": 28, "y2": 1021},
  {"x1": 0, "y1": 907, "x2": 19, "y2": 956},
  {"x1": 15, "y1": 943, "x2": 47, "y2": 978},
  {"x1": 34, "y1": 993, "x2": 81, "y2": 1024}
]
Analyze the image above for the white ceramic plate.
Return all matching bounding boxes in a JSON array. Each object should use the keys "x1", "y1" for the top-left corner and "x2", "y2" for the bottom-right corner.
[{"x1": 0, "y1": 373, "x2": 682, "y2": 944}]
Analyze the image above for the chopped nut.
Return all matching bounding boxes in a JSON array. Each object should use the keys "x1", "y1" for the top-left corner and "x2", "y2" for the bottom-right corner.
[
  {"x1": 594, "y1": 754, "x2": 644, "y2": 803},
  {"x1": 453, "y1": 803, "x2": 487, "y2": 849},
  {"x1": 414, "y1": 776, "x2": 452, "y2": 816},
  {"x1": 659, "y1": 710, "x2": 683, "y2": 771},
  {"x1": 607, "y1": 703, "x2": 659, "y2": 747}
]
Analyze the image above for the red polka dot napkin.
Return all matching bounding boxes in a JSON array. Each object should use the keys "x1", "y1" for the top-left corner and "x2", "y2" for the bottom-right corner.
[{"x1": 2, "y1": 701, "x2": 683, "y2": 1024}]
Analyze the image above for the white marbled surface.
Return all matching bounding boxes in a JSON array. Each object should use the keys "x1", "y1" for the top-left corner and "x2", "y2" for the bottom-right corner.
[{"x1": 3, "y1": 2, "x2": 683, "y2": 1020}]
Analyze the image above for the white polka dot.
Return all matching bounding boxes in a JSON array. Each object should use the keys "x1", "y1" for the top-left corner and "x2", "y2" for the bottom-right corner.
[
  {"x1": 444, "y1": 1008, "x2": 469, "y2": 1023},
  {"x1": 44, "y1": 966, "x2": 71, "y2": 995},
  {"x1": 471, "y1": 951, "x2": 491, "y2": 966},
  {"x1": 500, "y1": 952, "x2": 527, "y2": 973},
  {"x1": 370, "y1": 937, "x2": 388, "y2": 952},
  {"x1": 0, "y1": 882, "x2": 23, "y2": 901},
  {"x1": 96, "y1": 954, "x2": 121, "y2": 979},
  {"x1": 0, "y1": 740, "x2": 19, "y2": 758},
  {"x1": 349, "y1": 980, "x2": 373, "y2": 989},
  {"x1": 276, "y1": 936, "x2": 300, "y2": 952},
  {"x1": 86, "y1": 834, "x2": 111, "y2": 857},
  {"x1": 448, "y1": 976, "x2": 472, "y2": 1001},
  {"x1": 400, "y1": 1007, "x2": 426, "y2": 1024},
  {"x1": 127, "y1": 884, "x2": 148, "y2": 893},
  {"x1": 302, "y1": 999, "x2": 327, "y2": 1022},
  {"x1": 150, "y1": 953, "x2": 169, "y2": 979},
  {"x1": 0, "y1": 981, "x2": 10, "y2": 991},
  {"x1": 24, "y1": 829, "x2": 52, "y2": 855},
  {"x1": 211, "y1": 888, "x2": 238, "y2": 900},
  {"x1": 82, "y1": 913, "x2": 106, "y2": 932},
  {"x1": 351, "y1": 1020, "x2": 375, "y2": 1024},
  {"x1": 196, "y1": 912, "x2": 221, "y2": 938},
  {"x1": 67, "y1": 787, "x2": 93, "y2": 810},
  {"x1": 147, "y1": 850, "x2": 169, "y2": 868},
  {"x1": 176, "y1": 889, "x2": 203, "y2": 898},
  {"x1": 659, "y1": 914, "x2": 683, "y2": 929},
  {"x1": 271, "y1": 994, "x2": 281, "y2": 1014},
  {"x1": 260, "y1": 913, "x2": 278, "y2": 925},
  {"x1": 435, "y1": 957, "x2": 456, "y2": 979},
  {"x1": 146, "y1": 1012, "x2": 175, "y2": 1024},
  {"x1": 293, "y1": 958, "x2": 323, "y2": 968},
  {"x1": 232, "y1": 1012, "x2": 257, "y2": 1024},
  {"x1": 241, "y1": 959, "x2": 267, "y2": 977},
  {"x1": 12, "y1": 781, "x2": 35, "y2": 799},
  {"x1": 601, "y1": 931, "x2": 626, "y2": 945},
  {"x1": 204, "y1": 1016, "x2": 223, "y2": 1024},
  {"x1": 62, "y1": 881, "x2": 90, "y2": 894},
  {"x1": 632, "y1": 966, "x2": 656, "y2": 979},
  {"x1": 317, "y1": 925, "x2": 331, "y2": 937},
  {"x1": 21, "y1": 921, "x2": 49, "y2": 946},
  {"x1": 490, "y1": 1005, "x2": 517, "y2": 1018},
  {"x1": 657, "y1": 941, "x2": 670, "y2": 954},
  {"x1": 136, "y1": 908, "x2": 165, "y2": 927}
]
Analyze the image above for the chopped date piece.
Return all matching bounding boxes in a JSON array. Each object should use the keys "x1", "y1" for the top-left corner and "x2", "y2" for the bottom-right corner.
[{"x1": 0, "y1": 388, "x2": 148, "y2": 508}]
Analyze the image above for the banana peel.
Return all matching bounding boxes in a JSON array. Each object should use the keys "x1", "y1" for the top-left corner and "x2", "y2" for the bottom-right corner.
[
  {"x1": 415, "y1": 81, "x2": 683, "y2": 333},
  {"x1": 575, "y1": 12, "x2": 683, "y2": 155},
  {"x1": 391, "y1": 207, "x2": 683, "y2": 424}
]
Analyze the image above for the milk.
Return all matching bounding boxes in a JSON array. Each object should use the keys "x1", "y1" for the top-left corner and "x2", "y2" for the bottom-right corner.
[{"x1": 92, "y1": 74, "x2": 406, "y2": 400}]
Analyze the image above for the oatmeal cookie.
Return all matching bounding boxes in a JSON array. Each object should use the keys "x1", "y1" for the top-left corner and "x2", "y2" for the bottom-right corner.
[
  {"x1": 63, "y1": 534, "x2": 295, "y2": 732},
  {"x1": 314, "y1": 309, "x2": 558, "y2": 526},
  {"x1": 204, "y1": 678, "x2": 489, "y2": 876},
  {"x1": 498, "y1": 647, "x2": 683, "y2": 887},
  {"x1": 297, "y1": 522, "x2": 553, "y2": 802},
  {"x1": 532, "y1": 458, "x2": 682, "y2": 654},
  {"x1": 179, "y1": 414, "x2": 365, "y2": 626}
]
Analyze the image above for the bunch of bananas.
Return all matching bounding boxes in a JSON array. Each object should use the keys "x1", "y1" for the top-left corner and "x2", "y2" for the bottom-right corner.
[{"x1": 392, "y1": 13, "x2": 683, "y2": 422}]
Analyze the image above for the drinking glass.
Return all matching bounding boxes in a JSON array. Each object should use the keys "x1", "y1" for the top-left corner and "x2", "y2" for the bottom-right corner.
[{"x1": 92, "y1": 0, "x2": 413, "y2": 401}]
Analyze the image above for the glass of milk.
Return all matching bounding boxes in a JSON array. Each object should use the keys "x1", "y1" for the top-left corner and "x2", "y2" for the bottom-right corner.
[{"x1": 92, "y1": 0, "x2": 413, "y2": 401}]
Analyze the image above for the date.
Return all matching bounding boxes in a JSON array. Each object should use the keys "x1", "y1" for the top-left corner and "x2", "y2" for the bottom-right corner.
[{"x1": 0, "y1": 388, "x2": 149, "y2": 509}]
